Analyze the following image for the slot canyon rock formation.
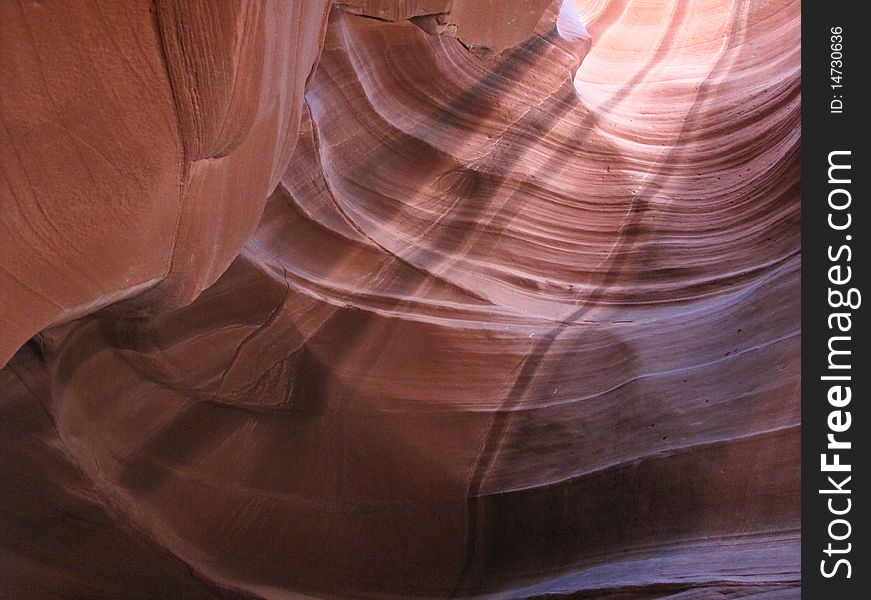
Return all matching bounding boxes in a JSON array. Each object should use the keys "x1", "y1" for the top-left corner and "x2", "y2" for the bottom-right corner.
[{"x1": 1, "y1": 0, "x2": 800, "y2": 598}]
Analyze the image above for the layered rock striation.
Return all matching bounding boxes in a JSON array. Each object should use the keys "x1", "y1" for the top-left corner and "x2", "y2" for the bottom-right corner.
[{"x1": 1, "y1": 0, "x2": 800, "y2": 598}]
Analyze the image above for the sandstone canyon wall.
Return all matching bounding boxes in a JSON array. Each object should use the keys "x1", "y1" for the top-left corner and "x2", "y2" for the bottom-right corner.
[{"x1": 1, "y1": 0, "x2": 800, "y2": 598}]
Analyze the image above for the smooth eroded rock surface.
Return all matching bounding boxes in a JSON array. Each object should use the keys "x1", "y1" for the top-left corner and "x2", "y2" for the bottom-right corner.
[
  {"x1": 0, "y1": 0, "x2": 331, "y2": 365},
  {"x1": 1, "y1": 0, "x2": 799, "y2": 598}
]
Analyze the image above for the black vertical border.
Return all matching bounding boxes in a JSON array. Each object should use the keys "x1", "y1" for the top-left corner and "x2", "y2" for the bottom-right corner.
[{"x1": 802, "y1": 1, "x2": 867, "y2": 596}]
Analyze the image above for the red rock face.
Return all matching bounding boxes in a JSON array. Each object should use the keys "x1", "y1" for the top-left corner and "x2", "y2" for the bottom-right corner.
[
  {"x1": 1, "y1": 1, "x2": 799, "y2": 598},
  {"x1": 0, "y1": 0, "x2": 332, "y2": 365},
  {"x1": 339, "y1": 0, "x2": 554, "y2": 55}
]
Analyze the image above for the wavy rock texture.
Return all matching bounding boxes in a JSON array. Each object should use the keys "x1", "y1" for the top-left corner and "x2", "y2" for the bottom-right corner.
[{"x1": 1, "y1": 0, "x2": 799, "y2": 598}]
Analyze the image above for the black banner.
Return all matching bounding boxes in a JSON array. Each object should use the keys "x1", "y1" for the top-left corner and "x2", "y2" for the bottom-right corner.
[{"x1": 802, "y1": 1, "x2": 868, "y2": 596}]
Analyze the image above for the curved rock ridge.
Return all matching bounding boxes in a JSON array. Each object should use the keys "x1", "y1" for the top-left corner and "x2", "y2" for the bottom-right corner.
[{"x1": 1, "y1": 0, "x2": 799, "y2": 598}]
